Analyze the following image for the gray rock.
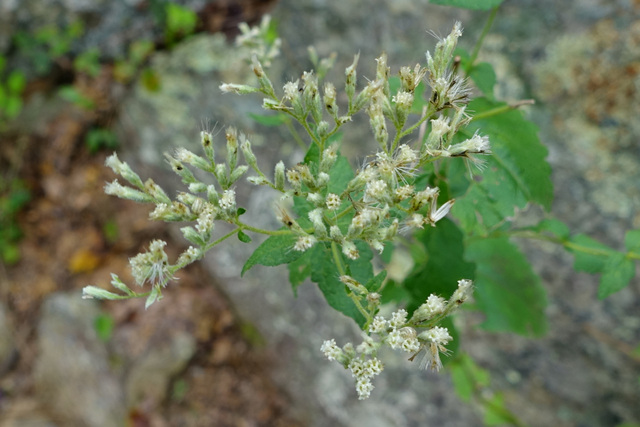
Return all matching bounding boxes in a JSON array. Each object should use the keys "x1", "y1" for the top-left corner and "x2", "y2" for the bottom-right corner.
[{"x1": 34, "y1": 292, "x2": 126, "y2": 427}]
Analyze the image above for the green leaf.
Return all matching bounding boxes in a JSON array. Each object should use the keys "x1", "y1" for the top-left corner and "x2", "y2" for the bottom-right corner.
[
  {"x1": 403, "y1": 219, "x2": 475, "y2": 310},
  {"x1": 237, "y1": 230, "x2": 252, "y2": 243},
  {"x1": 365, "y1": 270, "x2": 387, "y2": 293},
  {"x1": 310, "y1": 244, "x2": 365, "y2": 326},
  {"x1": 453, "y1": 97, "x2": 553, "y2": 232},
  {"x1": 533, "y1": 218, "x2": 570, "y2": 240},
  {"x1": 94, "y1": 313, "x2": 115, "y2": 342},
  {"x1": 380, "y1": 278, "x2": 411, "y2": 305},
  {"x1": 450, "y1": 353, "x2": 490, "y2": 402},
  {"x1": 624, "y1": 229, "x2": 640, "y2": 252},
  {"x1": 568, "y1": 234, "x2": 616, "y2": 274},
  {"x1": 241, "y1": 232, "x2": 302, "y2": 275},
  {"x1": 248, "y1": 112, "x2": 288, "y2": 126},
  {"x1": 469, "y1": 62, "x2": 496, "y2": 98},
  {"x1": 345, "y1": 240, "x2": 373, "y2": 284},
  {"x1": 483, "y1": 393, "x2": 516, "y2": 426},
  {"x1": 429, "y1": 0, "x2": 504, "y2": 10},
  {"x1": 288, "y1": 250, "x2": 312, "y2": 293},
  {"x1": 328, "y1": 154, "x2": 355, "y2": 195},
  {"x1": 7, "y1": 71, "x2": 26, "y2": 94},
  {"x1": 57, "y1": 86, "x2": 95, "y2": 110},
  {"x1": 465, "y1": 237, "x2": 547, "y2": 336},
  {"x1": 599, "y1": 253, "x2": 635, "y2": 299}
]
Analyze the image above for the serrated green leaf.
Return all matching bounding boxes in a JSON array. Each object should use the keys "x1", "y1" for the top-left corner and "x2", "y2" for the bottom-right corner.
[
  {"x1": 624, "y1": 229, "x2": 640, "y2": 252},
  {"x1": 237, "y1": 230, "x2": 252, "y2": 243},
  {"x1": 599, "y1": 253, "x2": 635, "y2": 299},
  {"x1": 310, "y1": 244, "x2": 365, "y2": 327},
  {"x1": 469, "y1": 62, "x2": 496, "y2": 98},
  {"x1": 345, "y1": 240, "x2": 373, "y2": 284},
  {"x1": 403, "y1": 219, "x2": 475, "y2": 310},
  {"x1": 364, "y1": 270, "x2": 387, "y2": 293},
  {"x1": 328, "y1": 154, "x2": 354, "y2": 194},
  {"x1": 288, "y1": 250, "x2": 312, "y2": 293},
  {"x1": 465, "y1": 237, "x2": 547, "y2": 336},
  {"x1": 568, "y1": 234, "x2": 616, "y2": 274},
  {"x1": 241, "y1": 232, "x2": 302, "y2": 275},
  {"x1": 429, "y1": 0, "x2": 504, "y2": 10},
  {"x1": 248, "y1": 112, "x2": 288, "y2": 126},
  {"x1": 453, "y1": 98, "x2": 553, "y2": 232}
]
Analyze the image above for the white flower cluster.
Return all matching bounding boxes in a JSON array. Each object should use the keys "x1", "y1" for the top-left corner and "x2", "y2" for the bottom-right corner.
[{"x1": 320, "y1": 277, "x2": 474, "y2": 399}]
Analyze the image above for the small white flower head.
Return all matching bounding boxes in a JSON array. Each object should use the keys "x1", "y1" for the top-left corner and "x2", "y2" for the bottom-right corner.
[
  {"x1": 364, "y1": 179, "x2": 389, "y2": 203},
  {"x1": 395, "y1": 184, "x2": 414, "y2": 201},
  {"x1": 294, "y1": 235, "x2": 317, "y2": 252},
  {"x1": 177, "y1": 246, "x2": 201, "y2": 266},
  {"x1": 412, "y1": 294, "x2": 446, "y2": 322},
  {"x1": 129, "y1": 240, "x2": 175, "y2": 287},
  {"x1": 286, "y1": 169, "x2": 302, "y2": 186},
  {"x1": 369, "y1": 316, "x2": 388, "y2": 334},
  {"x1": 395, "y1": 144, "x2": 418, "y2": 165},
  {"x1": 325, "y1": 193, "x2": 341, "y2": 210},
  {"x1": 452, "y1": 279, "x2": 474, "y2": 303},
  {"x1": 402, "y1": 336, "x2": 421, "y2": 353},
  {"x1": 392, "y1": 90, "x2": 413, "y2": 109},
  {"x1": 349, "y1": 359, "x2": 366, "y2": 378},
  {"x1": 364, "y1": 358, "x2": 384, "y2": 377},
  {"x1": 149, "y1": 203, "x2": 170, "y2": 220},
  {"x1": 342, "y1": 240, "x2": 359, "y2": 260},
  {"x1": 387, "y1": 329, "x2": 404, "y2": 349},
  {"x1": 390, "y1": 309, "x2": 408, "y2": 328},
  {"x1": 320, "y1": 339, "x2": 343, "y2": 362},
  {"x1": 431, "y1": 116, "x2": 451, "y2": 138},
  {"x1": 420, "y1": 326, "x2": 452, "y2": 346},
  {"x1": 356, "y1": 377, "x2": 374, "y2": 400},
  {"x1": 195, "y1": 205, "x2": 216, "y2": 235},
  {"x1": 283, "y1": 80, "x2": 300, "y2": 101},
  {"x1": 219, "y1": 189, "x2": 236, "y2": 211}
]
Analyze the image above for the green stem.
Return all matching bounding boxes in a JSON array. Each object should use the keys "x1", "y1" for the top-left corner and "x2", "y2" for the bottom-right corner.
[
  {"x1": 236, "y1": 221, "x2": 293, "y2": 236},
  {"x1": 284, "y1": 117, "x2": 308, "y2": 150},
  {"x1": 331, "y1": 241, "x2": 347, "y2": 276},
  {"x1": 504, "y1": 229, "x2": 640, "y2": 260},
  {"x1": 470, "y1": 100, "x2": 535, "y2": 121},
  {"x1": 464, "y1": 6, "x2": 499, "y2": 75},
  {"x1": 204, "y1": 227, "x2": 242, "y2": 252}
]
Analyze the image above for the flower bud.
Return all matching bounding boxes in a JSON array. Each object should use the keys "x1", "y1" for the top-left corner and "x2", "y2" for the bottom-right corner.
[
  {"x1": 200, "y1": 131, "x2": 215, "y2": 163},
  {"x1": 226, "y1": 128, "x2": 239, "y2": 171},
  {"x1": 274, "y1": 161, "x2": 285, "y2": 191}
]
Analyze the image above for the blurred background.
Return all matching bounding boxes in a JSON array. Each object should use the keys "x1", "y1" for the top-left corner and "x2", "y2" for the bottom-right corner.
[{"x1": 0, "y1": 0, "x2": 638, "y2": 426}]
